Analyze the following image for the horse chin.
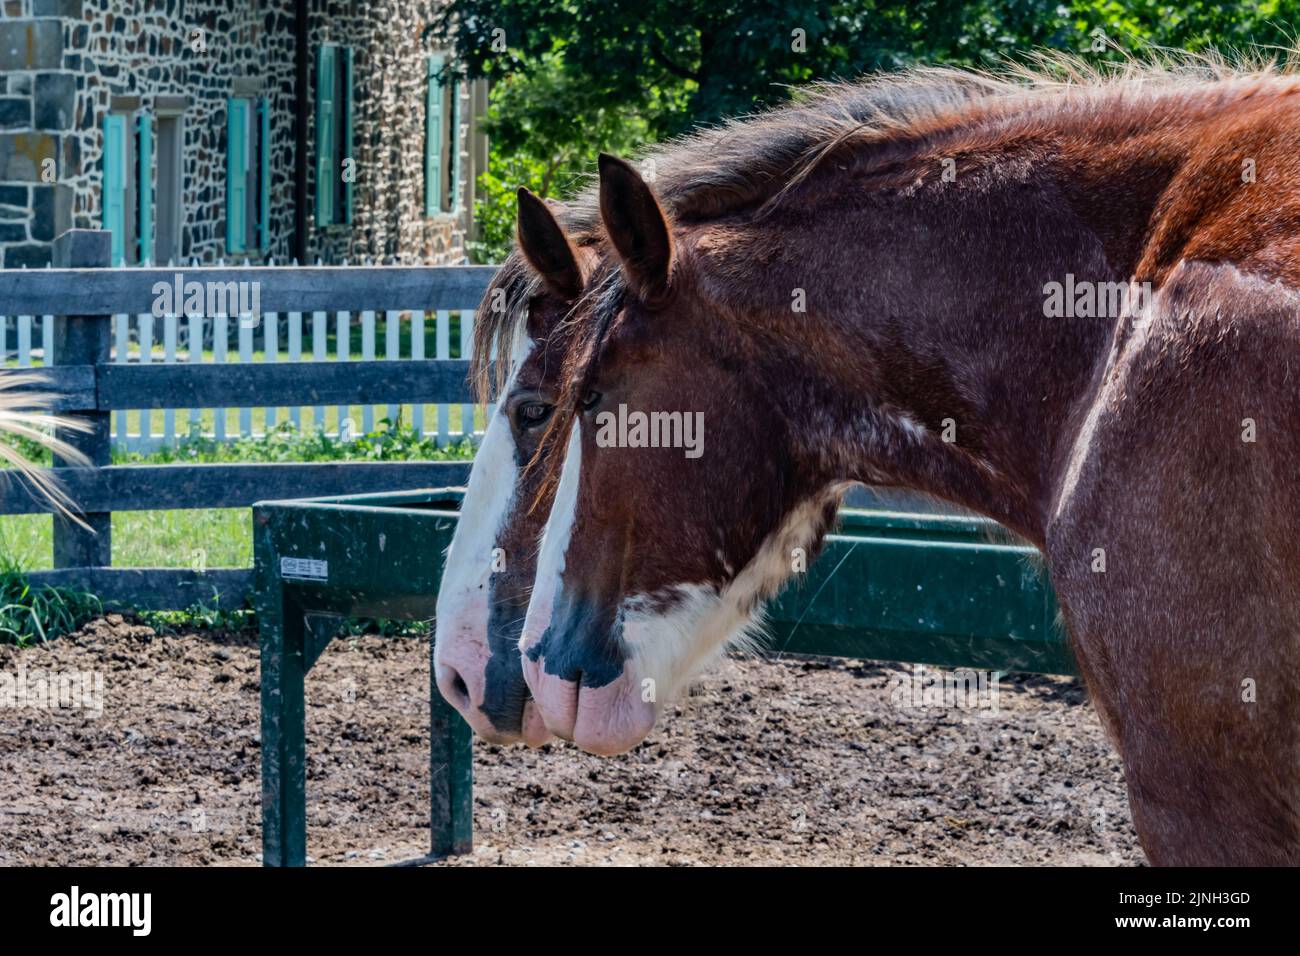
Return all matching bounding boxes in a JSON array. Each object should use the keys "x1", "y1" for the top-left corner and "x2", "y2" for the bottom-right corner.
[
  {"x1": 570, "y1": 677, "x2": 659, "y2": 755},
  {"x1": 521, "y1": 650, "x2": 659, "y2": 755},
  {"x1": 521, "y1": 699, "x2": 556, "y2": 748}
]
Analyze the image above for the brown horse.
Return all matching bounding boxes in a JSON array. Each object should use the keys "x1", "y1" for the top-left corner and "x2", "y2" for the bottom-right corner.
[
  {"x1": 508, "y1": 61, "x2": 1300, "y2": 865},
  {"x1": 433, "y1": 190, "x2": 595, "y2": 745}
]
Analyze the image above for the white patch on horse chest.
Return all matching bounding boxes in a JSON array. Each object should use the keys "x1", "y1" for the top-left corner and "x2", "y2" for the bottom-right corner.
[{"x1": 621, "y1": 482, "x2": 852, "y2": 701}]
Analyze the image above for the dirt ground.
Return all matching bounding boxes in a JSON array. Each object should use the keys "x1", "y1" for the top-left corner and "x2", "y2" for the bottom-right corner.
[{"x1": 0, "y1": 616, "x2": 1141, "y2": 866}]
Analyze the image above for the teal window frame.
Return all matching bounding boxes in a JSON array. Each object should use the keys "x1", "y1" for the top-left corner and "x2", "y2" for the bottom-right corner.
[
  {"x1": 137, "y1": 112, "x2": 153, "y2": 263},
  {"x1": 315, "y1": 43, "x2": 354, "y2": 227},
  {"x1": 259, "y1": 98, "x2": 272, "y2": 251},
  {"x1": 103, "y1": 109, "x2": 155, "y2": 265},
  {"x1": 424, "y1": 55, "x2": 462, "y2": 217},
  {"x1": 424, "y1": 55, "x2": 444, "y2": 216},
  {"x1": 227, "y1": 95, "x2": 272, "y2": 255},
  {"x1": 226, "y1": 97, "x2": 250, "y2": 255},
  {"x1": 447, "y1": 73, "x2": 460, "y2": 213},
  {"x1": 102, "y1": 113, "x2": 129, "y2": 265}
]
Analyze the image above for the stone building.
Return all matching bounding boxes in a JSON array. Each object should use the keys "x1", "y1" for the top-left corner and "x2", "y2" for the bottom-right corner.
[{"x1": 0, "y1": 0, "x2": 486, "y2": 267}]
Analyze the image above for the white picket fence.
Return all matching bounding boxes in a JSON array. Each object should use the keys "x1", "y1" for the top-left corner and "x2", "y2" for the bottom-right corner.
[{"x1": 0, "y1": 264, "x2": 484, "y2": 454}]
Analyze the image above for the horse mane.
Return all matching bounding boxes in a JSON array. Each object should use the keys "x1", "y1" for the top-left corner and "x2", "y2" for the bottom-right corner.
[
  {"x1": 471, "y1": 46, "x2": 1300, "y2": 507},
  {"x1": 472, "y1": 47, "x2": 1300, "y2": 399}
]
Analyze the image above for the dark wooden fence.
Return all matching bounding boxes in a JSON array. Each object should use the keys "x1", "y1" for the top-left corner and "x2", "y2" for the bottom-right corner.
[{"x1": 0, "y1": 229, "x2": 496, "y2": 610}]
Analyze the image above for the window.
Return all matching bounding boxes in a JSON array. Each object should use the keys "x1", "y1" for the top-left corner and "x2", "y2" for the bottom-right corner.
[
  {"x1": 425, "y1": 54, "x2": 462, "y2": 216},
  {"x1": 226, "y1": 96, "x2": 271, "y2": 254},
  {"x1": 102, "y1": 109, "x2": 153, "y2": 264},
  {"x1": 315, "y1": 44, "x2": 353, "y2": 227},
  {"x1": 154, "y1": 110, "x2": 184, "y2": 264}
]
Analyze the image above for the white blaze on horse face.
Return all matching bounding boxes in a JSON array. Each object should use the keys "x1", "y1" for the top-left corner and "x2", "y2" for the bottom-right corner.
[
  {"x1": 520, "y1": 424, "x2": 662, "y2": 753},
  {"x1": 519, "y1": 423, "x2": 582, "y2": 661},
  {"x1": 433, "y1": 336, "x2": 533, "y2": 725}
]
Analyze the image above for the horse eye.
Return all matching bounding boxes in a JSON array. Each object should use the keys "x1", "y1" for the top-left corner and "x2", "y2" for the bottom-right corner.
[
  {"x1": 516, "y1": 401, "x2": 553, "y2": 429},
  {"x1": 581, "y1": 390, "x2": 602, "y2": 411}
]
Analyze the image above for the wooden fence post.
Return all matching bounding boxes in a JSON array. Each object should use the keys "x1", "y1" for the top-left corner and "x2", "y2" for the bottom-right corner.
[{"x1": 52, "y1": 230, "x2": 112, "y2": 572}]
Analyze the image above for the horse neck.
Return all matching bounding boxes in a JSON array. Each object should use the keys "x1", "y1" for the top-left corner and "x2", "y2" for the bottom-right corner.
[{"x1": 721, "y1": 125, "x2": 1195, "y2": 545}]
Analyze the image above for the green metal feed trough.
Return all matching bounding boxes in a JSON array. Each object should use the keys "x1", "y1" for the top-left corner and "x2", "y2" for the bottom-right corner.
[
  {"x1": 767, "y1": 510, "x2": 1071, "y2": 675},
  {"x1": 255, "y1": 489, "x2": 469, "y2": 868},
  {"x1": 254, "y1": 488, "x2": 1072, "y2": 867}
]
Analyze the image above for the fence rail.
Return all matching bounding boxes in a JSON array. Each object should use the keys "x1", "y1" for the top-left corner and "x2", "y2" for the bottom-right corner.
[
  {"x1": 1, "y1": 260, "x2": 495, "y2": 451},
  {"x1": 0, "y1": 461, "x2": 473, "y2": 514},
  {"x1": 0, "y1": 264, "x2": 496, "y2": 315},
  {"x1": 12, "y1": 359, "x2": 476, "y2": 412},
  {"x1": 0, "y1": 229, "x2": 495, "y2": 610}
]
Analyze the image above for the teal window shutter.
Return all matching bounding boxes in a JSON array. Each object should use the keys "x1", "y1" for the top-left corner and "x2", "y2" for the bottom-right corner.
[
  {"x1": 101, "y1": 113, "x2": 127, "y2": 265},
  {"x1": 227, "y1": 97, "x2": 249, "y2": 254},
  {"x1": 342, "y1": 47, "x2": 354, "y2": 225},
  {"x1": 315, "y1": 44, "x2": 336, "y2": 226},
  {"x1": 424, "y1": 55, "x2": 444, "y2": 216},
  {"x1": 259, "y1": 97, "x2": 271, "y2": 251},
  {"x1": 448, "y1": 76, "x2": 460, "y2": 211},
  {"x1": 137, "y1": 112, "x2": 153, "y2": 263}
]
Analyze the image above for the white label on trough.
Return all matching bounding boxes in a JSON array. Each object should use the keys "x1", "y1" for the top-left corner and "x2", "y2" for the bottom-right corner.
[{"x1": 280, "y1": 557, "x2": 329, "y2": 581}]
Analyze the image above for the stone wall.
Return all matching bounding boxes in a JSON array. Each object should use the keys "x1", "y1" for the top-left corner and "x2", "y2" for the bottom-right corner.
[
  {"x1": 0, "y1": 2, "x2": 77, "y2": 266},
  {"x1": 70, "y1": 0, "x2": 300, "y2": 264},
  {"x1": 304, "y1": 0, "x2": 482, "y2": 265},
  {"x1": 0, "y1": 0, "x2": 480, "y2": 267}
]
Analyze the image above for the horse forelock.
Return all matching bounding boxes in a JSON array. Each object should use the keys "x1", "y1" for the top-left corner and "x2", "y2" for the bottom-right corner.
[
  {"x1": 471, "y1": 253, "x2": 534, "y2": 405},
  {"x1": 525, "y1": 266, "x2": 627, "y2": 514}
]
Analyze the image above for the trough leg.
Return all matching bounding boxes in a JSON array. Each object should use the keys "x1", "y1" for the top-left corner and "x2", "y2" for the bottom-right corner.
[
  {"x1": 261, "y1": 593, "x2": 308, "y2": 867},
  {"x1": 429, "y1": 635, "x2": 473, "y2": 856}
]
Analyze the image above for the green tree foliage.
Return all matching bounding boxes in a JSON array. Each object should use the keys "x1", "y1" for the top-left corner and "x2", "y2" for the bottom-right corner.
[
  {"x1": 439, "y1": 1, "x2": 1300, "y2": 260},
  {"x1": 466, "y1": 54, "x2": 658, "y2": 260}
]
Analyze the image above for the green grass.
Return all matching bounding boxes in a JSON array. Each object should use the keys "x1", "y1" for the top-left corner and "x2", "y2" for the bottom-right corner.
[
  {"x1": 0, "y1": 557, "x2": 102, "y2": 646},
  {"x1": 1, "y1": 421, "x2": 477, "y2": 572},
  {"x1": 0, "y1": 509, "x2": 252, "y2": 571},
  {"x1": 6, "y1": 417, "x2": 477, "y2": 467},
  {"x1": 136, "y1": 606, "x2": 255, "y2": 636},
  {"x1": 113, "y1": 418, "x2": 477, "y2": 464}
]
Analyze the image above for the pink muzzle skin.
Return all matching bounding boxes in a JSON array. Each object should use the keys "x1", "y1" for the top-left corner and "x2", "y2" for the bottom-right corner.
[
  {"x1": 519, "y1": 629, "x2": 659, "y2": 756},
  {"x1": 435, "y1": 610, "x2": 555, "y2": 748},
  {"x1": 520, "y1": 699, "x2": 554, "y2": 748}
]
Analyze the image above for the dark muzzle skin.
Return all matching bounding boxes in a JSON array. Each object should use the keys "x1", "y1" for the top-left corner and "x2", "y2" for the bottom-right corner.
[
  {"x1": 480, "y1": 591, "x2": 531, "y2": 734},
  {"x1": 524, "y1": 589, "x2": 628, "y2": 690}
]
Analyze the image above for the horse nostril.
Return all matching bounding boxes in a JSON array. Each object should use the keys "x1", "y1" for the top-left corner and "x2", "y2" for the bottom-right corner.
[{"x1": 439, "y1": 665, "x2": 471, "y2": 709}]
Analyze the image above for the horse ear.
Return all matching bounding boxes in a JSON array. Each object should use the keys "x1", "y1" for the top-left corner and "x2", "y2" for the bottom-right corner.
[
  {"x1": 597, "y1": 153, "x2": 673, "y2": 305},
  {"x1": 516, "y1": 187, "x2": 583, "y2": 301}
]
